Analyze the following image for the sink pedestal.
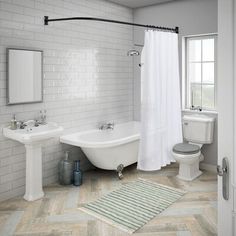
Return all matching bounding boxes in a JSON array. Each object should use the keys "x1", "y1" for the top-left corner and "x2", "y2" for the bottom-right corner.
[
  {"x1": 3, "y1": 122, "x2": 63, "y2": 201},
  {"x1": 24, "y1": 143, "x2": 44, "y2": 201}
]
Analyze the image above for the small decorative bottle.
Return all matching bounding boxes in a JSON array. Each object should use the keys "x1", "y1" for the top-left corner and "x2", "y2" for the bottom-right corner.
[
  {"x1": 73, "y1": 160, "x2": 83, "y2": 186},
  {"x1": 59, "y1": 151, "x2": 73, "y2": 185}
]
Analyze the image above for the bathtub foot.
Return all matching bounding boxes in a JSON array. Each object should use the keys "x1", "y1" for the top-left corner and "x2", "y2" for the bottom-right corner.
[{"x1": 117, "y1": 164, "x2": 124, "y2": 179}]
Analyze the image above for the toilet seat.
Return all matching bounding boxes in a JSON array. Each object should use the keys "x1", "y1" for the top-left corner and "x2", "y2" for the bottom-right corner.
[{"x1": 173, "y1": 143, "x2": 200, "y2": 155}]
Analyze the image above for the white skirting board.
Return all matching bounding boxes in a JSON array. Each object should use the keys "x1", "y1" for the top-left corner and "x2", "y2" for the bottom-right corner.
[{"x1": 200, "y1": 163, "x2": 217, "y2": 173}]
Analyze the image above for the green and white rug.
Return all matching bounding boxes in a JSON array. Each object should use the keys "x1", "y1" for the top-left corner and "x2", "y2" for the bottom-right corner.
[{"x1": 79, "y1": 178, "x2": 186, "y2": 234}]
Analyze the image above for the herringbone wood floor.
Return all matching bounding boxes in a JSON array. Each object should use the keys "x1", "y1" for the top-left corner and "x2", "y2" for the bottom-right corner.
[{"x1": 0, "y1": 164, "x2": 217, "y2": 236}]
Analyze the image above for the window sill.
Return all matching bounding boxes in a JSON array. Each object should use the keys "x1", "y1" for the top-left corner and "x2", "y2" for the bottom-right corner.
[{"x1": 182, "y1": 109, "x2": 218, "y2": 115}]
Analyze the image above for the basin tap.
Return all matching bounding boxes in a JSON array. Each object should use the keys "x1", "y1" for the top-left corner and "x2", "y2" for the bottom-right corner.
[
  {"x1": 99, "y1": 122, "x2": 115, "y2": 130},
  {"x1": 17, "y1": 120, "x2": 36, "y2": 130},
  {"x1": 17, "y1": 121, "x2": 26, "y2": 129}
]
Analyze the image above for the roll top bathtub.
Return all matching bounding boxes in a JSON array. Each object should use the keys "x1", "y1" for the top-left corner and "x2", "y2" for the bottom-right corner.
[{"x1": 60, "y1": 122, "x2": 140, "y2": 178}]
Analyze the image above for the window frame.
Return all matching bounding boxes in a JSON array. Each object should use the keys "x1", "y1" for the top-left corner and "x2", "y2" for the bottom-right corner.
[{"x1": 182, "y1": 33, "x2": 217, "y2": 112}]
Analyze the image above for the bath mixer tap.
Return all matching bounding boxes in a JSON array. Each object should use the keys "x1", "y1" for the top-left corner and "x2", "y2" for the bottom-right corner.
[{"x1": 99, "y1": 122, "x2": 115, "y2": 130}]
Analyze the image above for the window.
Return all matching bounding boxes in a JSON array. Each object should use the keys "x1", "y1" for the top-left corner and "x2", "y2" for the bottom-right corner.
[{"x1": 184, "y1": 35, "x2": 217, "y2": 111}]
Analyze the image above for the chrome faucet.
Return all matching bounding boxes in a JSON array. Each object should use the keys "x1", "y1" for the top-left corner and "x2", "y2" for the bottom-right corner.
[
  {"x1": 17, "y1": 120, "x2": 36, "y2": 129},
  {"x1": 190, "y1": 105, "x2": 202, "y2": 112},
  {"x1": 99, "y1": 122, "x2": 115, "y2": 130},
  {"x1": 14, "y1": 110, "x2": 47, "y2": 130}
]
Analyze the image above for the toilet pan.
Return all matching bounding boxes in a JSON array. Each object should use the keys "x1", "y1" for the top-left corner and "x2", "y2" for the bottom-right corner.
[{"x1": 172, "y1": 143, "x2": 203, "y2": 181}]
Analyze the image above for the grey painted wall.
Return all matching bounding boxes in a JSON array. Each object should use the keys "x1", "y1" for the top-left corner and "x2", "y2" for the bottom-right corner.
[{"x1": 133, "y1": 0, "x2": 218, "y2": 165}]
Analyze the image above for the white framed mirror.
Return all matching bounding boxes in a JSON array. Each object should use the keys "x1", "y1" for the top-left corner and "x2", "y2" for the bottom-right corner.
[{"x1": 7, "y1": 48, "x2": 43, "y2": 105}]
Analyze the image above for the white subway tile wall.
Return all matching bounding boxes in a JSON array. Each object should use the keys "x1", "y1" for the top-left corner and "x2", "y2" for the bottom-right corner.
[{"x1": 0, "y1": 0, "x2": 134, "y2": 201}]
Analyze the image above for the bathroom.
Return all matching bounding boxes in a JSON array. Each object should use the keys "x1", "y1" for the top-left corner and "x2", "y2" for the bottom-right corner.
[{"x1": 0, "y1": 0, "x2": 234, "y2": 235}]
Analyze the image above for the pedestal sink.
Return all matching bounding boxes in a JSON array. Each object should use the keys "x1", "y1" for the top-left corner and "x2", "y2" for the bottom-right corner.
[{"x1": 3, "y1": 122, "x2": 63, "y2": 201}]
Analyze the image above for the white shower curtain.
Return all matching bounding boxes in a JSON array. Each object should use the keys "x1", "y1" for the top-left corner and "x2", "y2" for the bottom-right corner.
[{"x1": 138, "y1": 30, "x2": 183, "y2": 171}]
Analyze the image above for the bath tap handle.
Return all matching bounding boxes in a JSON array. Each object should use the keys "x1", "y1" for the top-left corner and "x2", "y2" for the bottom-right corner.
[
  {"x1": 99, "y1": 122, "x2": 115, "y2": 130},
  {"x1": 107, "y1": 122, "x2": 115, "y2": 130}
]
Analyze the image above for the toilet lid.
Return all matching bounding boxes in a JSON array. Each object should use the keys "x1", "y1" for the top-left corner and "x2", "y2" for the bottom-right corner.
[{"x1": 173, "y1": 143, "x2": 200, "y2": 155}]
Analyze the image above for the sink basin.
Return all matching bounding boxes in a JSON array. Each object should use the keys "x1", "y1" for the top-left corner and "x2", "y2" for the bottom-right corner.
[
  {"x1": 3, "y1": 122, "x2": 63, "y2": 144},
  {"x1": 3, "y1": 122, "x2": 63, "y2": 201}
]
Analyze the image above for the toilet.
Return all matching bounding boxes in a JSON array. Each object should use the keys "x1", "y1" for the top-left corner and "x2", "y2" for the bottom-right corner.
[{"x1": 172, "y1": 114, "x2": 215, "y2": 181}]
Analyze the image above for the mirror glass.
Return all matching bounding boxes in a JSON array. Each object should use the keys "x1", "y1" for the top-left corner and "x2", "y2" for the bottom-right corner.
[{"x1": 7, "y1": 48, "x2": 43, "y2": 105}]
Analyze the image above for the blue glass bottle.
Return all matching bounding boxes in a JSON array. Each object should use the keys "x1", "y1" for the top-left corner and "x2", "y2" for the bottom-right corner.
[{"x1": 73, "y1": 160, "x2": 83, "y2": 186}]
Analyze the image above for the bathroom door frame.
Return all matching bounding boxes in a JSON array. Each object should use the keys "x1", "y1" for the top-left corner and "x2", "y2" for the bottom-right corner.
[{"x1": 218, "y1": 0, "x2": 235, "y2": 235}]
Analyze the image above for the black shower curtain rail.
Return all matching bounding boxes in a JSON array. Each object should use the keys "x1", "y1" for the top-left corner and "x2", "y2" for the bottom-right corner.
[{"x1": 44, "y1": 16, "x2": 179, "y2": 34}]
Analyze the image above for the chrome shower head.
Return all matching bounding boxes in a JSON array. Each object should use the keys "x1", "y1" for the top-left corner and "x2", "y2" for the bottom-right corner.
[{"x1": 127, "y1": 49, "x2": 140, "y2": 56}]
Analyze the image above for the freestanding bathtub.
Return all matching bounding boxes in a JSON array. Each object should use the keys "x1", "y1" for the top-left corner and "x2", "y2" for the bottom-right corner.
[{"x1": 60, "y1": 122, "x2": 140, "y2": 178}]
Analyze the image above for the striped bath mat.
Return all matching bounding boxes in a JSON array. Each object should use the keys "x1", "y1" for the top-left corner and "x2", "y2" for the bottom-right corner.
[{"x1": 79, "y1": 178, "x2": 185, "y2": 233}]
